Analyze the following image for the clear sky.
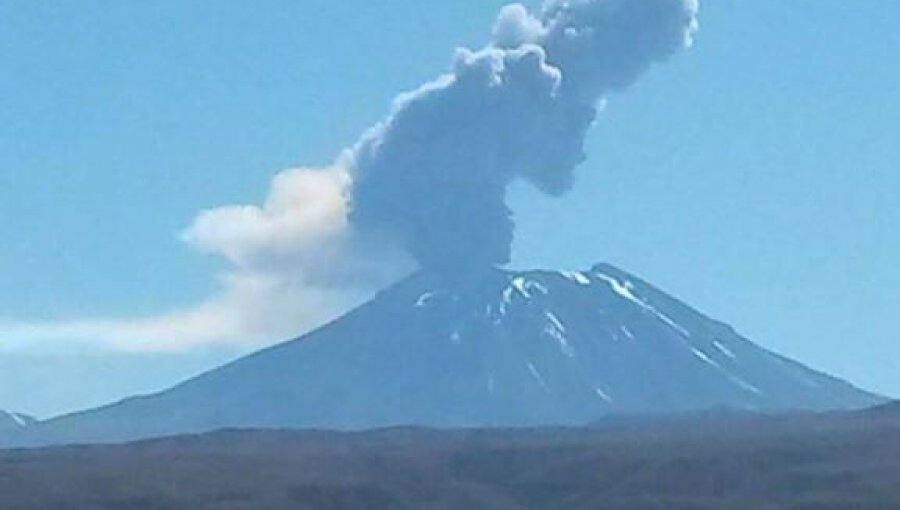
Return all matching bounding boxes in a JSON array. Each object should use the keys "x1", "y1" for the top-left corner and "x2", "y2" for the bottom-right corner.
[{"x1": 1, "y1": 0, "x2": 897, "y2": 418}]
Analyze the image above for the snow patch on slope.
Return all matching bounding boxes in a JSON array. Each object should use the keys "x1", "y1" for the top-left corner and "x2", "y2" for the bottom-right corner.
[
  {"x1": 1, "y1": 410, "x2": 35, "y2": 429},
  {"x1": 713, "y1": 340, "x2": 736, "y2": 359},
  {"x1": 562, "y1": 271, "x2": 591, "y2": 286},
  {"x1": 593, "y1": 270, "x2": 690, "y2": 338}
]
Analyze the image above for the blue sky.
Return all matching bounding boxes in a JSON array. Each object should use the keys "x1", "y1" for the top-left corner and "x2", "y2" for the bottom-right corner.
[{"x1": 1, "y1": 0, "x2": 898, "y2": 417}]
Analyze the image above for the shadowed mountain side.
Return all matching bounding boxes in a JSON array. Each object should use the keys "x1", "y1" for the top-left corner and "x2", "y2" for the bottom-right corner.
[
  {"x1": 0, "y1": 412, "x2": 35, "y2": 432},
  {"x1": 1, "y1": 406, "x2": 899, "y2": 510},
  {"x1": 3, "y1": 263, "x2": 882, "y2": 447}
]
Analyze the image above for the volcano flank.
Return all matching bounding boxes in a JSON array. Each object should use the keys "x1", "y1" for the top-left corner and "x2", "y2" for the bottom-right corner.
[{"x1": 5, "y1": 263, "x2": 881, "y2": 447}]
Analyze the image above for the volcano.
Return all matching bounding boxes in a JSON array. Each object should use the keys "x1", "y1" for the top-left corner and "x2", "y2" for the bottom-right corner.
[{"x1": 6, "y1": 263, "x2": 882, "y2": 447}]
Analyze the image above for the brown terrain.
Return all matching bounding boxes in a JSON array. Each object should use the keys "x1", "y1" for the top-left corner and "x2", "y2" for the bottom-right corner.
[{"x1": 0, "y1": 403, "x2": 898, "y2": 510}]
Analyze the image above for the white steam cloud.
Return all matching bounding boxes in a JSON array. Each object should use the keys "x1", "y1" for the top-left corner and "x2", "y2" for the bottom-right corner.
[{"x1": 0, "y1": 166, "x2": 411, "y2": 353}]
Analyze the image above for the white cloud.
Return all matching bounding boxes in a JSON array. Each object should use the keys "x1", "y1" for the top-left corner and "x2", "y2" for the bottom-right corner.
[
  {"x1": 184, "y1": 167, "x2": 349, "y2": 270},
  {"x1": 0, "y1": 166, "x2": 412, "y2": 354}
]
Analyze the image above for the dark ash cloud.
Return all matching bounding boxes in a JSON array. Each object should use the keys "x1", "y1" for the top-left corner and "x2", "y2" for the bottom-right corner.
[{"x1": 348, "y1": 0, "x2": 700, "y2": 273}]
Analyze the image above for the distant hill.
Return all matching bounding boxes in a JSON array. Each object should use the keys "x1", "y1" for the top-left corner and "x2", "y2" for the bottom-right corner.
[
  {"x1": 4, "y1": 263, "x2": 883, "y2": 447},
  {"x1": 1, "y1": 406, "x2": 898, "y2": 510},
  {"x1": 867, "y1": 400, "x2": 900, "y2": 415},
  {"x1": 0, "y1": 411, "x2": 35, "y2": 432}
]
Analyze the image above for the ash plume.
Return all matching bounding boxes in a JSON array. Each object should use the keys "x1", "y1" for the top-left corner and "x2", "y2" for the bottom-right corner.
[{"x1": 348, "y1": 0, "x2": 699, "y2": 273}]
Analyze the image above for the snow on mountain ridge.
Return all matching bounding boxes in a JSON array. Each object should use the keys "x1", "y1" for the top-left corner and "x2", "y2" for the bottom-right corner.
[{"x1": 391, "y1": 264, "x2": 875, "y2": 415}]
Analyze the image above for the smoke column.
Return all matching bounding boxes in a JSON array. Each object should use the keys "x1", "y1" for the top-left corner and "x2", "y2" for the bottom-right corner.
[{"x1": 347, "y1": 0, "x2": 699, "y2": 273}]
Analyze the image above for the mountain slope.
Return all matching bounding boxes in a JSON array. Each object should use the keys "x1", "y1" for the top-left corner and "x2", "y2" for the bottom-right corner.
[
  {"x1": 8, "y1": 263, "x2": 882, "y2": 446},
  {"x1": 0, "y1": 411, "x2": 36, "y2": 432}
]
